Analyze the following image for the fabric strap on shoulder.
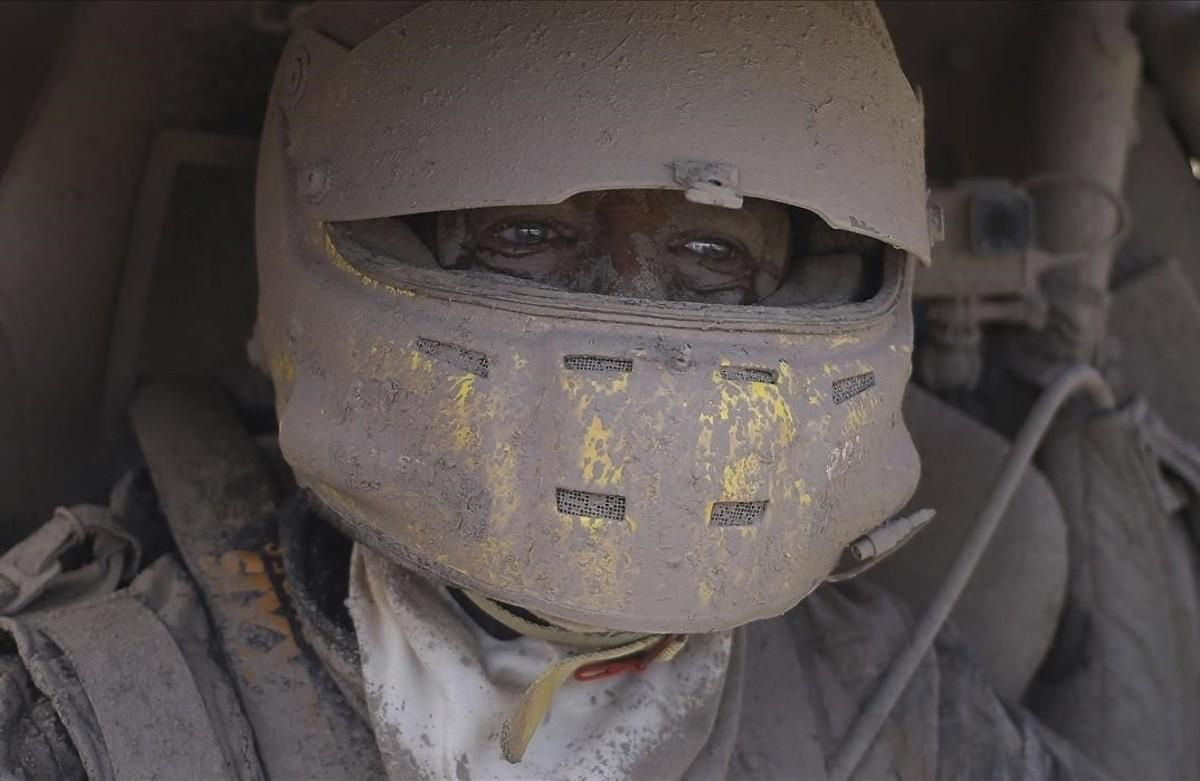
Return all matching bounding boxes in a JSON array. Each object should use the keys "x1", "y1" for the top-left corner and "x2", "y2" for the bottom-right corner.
[
  {"x1": 0, "y1": 556, "x2": 262, "y2": 781},
  {"x1": 131, "y1": 380, "x2": 384, "y2": 779}
]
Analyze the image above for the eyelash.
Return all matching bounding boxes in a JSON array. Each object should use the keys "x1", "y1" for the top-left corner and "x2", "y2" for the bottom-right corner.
[
  {"x1": 482, "y1": 222, "x2": 753, "y2": 284},
  {"x1": 485, "y1": 219, "x2": 577, "y2": 255},
  {"x1": 670, "y1": 233, "x2": 750, "y2": 267}
]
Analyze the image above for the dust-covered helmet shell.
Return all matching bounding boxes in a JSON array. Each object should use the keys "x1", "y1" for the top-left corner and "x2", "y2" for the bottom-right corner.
[{"x1": 256, "y1": 0, "x2": 926, "y2": 632}]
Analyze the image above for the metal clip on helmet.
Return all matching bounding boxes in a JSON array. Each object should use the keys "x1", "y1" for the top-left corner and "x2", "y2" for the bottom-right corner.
[{"x1": 256, "y1": 1, "x2": 931, "y2": 633}]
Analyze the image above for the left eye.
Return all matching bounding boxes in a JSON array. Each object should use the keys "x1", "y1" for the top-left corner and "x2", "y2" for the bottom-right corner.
[
  {"x1": 683, "y1": 238, "x2": 734, "y2": 260},
  {"x1": 498, "y1": 222, "x2": 554, "y2": 245}
]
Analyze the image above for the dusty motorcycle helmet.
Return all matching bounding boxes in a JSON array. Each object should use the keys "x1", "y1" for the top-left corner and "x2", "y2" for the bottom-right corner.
[{"x1": 256, "y1": 0, "x2": 930, "y2": 633}]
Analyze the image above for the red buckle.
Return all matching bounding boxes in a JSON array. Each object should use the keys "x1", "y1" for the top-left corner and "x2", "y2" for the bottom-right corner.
[{"x1": 573, "y1": 635, "x2": 682, "y2": 682}]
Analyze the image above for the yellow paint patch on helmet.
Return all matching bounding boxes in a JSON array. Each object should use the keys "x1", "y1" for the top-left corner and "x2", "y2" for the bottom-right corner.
[
  {"x1": 843, "y1": 389, "x2": 882, "y2": 436},
  {"x1": 780, "y1": 477, "x2": 812, "y2": 505},
  {"x1": 799, "y1": 371, "x2": 826, "y2": 406},
  {"x1": 585, "y1": 372, "x2": 629, "y2": 396},
  {"x1": 709, "y1": 365, "x2": 798, "y2": 501},
  {"x1": 444, "y1": 373, "x2": 479, "y2": 452},
  {"x1": 713, "y1": 374, "x2": 796, "y2": 444},
  {"x1": 747, "y1": 379, "x2": 795, "y2": 429},
  {"x1": 270, "y1": 350, "x2": 296, "y2": 388},
  {"x1": 579, "y1": 414, "x2": 625, "y2": 488},
  {"x1": 322, "y1": 229, "x2": 415, "y2": 297},
  {"x1": 579, "y1": 515, "x2": 606, "y2": 534},
  {"x1": 559, "y1": 374, "x2": 597, "y2": 421},
  {"x1": 474, "y1": 536, "x2": 522, "y2": 592},
  {"x1": 367, "y1": 338, "x2": 398, "y2": 361},
  {"x1": 571, "y1": 528, "x2": 629, "y2": 608},
  {"x1": 697, "y1": 422, "x2": 715, "y2": 458},
  {"x1": 560, "y1": 373, "x2": 581, "y2": 397},
  {"x1": 560, "y1": 370, "x2": 630, "y2": 410},
  {"x1": 721, "y1": 456, "x2": 761, "y2": 499},
  {"x1": 484, "y1": 438, "x2": 519, "y2": 532},
  {"x1": 406, "y1": 349, "x2": 434, "y2": 375}
]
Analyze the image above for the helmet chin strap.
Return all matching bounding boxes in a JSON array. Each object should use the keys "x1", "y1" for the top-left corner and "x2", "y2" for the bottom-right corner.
[{"x1": 457, "y1": 589, "x2": 688, "y2": 763}]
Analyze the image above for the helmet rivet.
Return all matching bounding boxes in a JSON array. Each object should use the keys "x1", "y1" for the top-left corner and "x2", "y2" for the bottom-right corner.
[
  {"x1": 670, "y1": 343, "x2": 694, "y2": 371},
  {"x1": 281, "y1": 45, "x2": 310, "y2": 108},
  {"x1": 300, "y1": 160, "x2": 331, "y2": 203}
]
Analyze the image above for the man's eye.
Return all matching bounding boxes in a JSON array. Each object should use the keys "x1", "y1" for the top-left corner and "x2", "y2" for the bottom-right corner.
[
  {"x1": 498, "y1": 222, "x2": 554, "y2": 245},
  {"x1": 683, "y1": 238, "x2": 734, "y2": 260}
]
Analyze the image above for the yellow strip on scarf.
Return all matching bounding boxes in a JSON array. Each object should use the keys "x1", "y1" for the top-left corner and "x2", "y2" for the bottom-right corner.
[{"x1": 458, "y1": 590, "x2": 687, "y2": 763}]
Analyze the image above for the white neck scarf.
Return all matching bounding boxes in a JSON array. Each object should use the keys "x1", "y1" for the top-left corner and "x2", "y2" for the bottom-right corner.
[{"x1": 348, "y1": 544, "x2": 737, "y2": 781}]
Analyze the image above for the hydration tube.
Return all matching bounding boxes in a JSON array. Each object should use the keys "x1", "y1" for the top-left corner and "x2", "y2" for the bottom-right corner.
[{"x1": 827, "y1": 365, "x2": 1115, "y2": 781}]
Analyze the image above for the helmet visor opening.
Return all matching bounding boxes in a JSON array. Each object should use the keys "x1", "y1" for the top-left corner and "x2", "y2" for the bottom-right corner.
[{"x1": 325, "y1": 195, "x2": 902, "y2": 332}]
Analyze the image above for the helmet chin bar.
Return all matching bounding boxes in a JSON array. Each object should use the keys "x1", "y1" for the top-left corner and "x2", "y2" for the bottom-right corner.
[{"x1": 261, "y1": 214, "x2": 921, "y2": 633}]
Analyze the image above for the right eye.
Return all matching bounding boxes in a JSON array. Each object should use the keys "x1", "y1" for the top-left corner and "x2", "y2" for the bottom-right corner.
[
  {"x1": 497, "y1": 221, "x2": 555, "y2": 246},
  {"x1": 682, "y1": 237, "x2": 734, "y2": 261}
]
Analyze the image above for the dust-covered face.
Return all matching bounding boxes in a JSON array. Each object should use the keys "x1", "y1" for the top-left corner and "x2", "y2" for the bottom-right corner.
[{"x1": 437, "y1": 190, "x2": 792, "y2": 304}]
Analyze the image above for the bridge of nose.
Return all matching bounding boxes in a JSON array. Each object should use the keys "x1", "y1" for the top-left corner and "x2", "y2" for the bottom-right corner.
[{"x1": 592, "y1": 226, "x2": 674, "y2": 299}]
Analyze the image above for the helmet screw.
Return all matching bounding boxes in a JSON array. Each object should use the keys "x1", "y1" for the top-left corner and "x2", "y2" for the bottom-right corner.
[
  {"x1": 300, "y1": 160, "x2": 331, "y2": 203},
  {"x1": 671, "y1": 343, "x2": 694, "y2": 371},
  {"x1": 280, "y1": 45, "x2": 310, "y2": 108}
]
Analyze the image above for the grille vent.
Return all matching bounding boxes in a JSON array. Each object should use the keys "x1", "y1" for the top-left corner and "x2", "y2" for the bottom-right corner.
[
  {"x1": 555, "y1": 488, "x2": 626, "y2": 521},
  {"x1": 563, "y1": 355, "x2": 634, "y2": 374},
  {"x1": 832, "y1": 371, "x2": 875, "y2": 404},
  {"x1": 719, "y1": 366, "x2": 777, "y2": 384},
  {"x1": 415, "y1": 338, "x2": 489, "y2": 378},
  {"x1": 710, "y1": 501, "x2": 767, "y2": 527}
]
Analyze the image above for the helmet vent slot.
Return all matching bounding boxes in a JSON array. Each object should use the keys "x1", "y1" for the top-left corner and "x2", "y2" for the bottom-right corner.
[
  {"x1": 556, "y1": 488, "x2": 626, "y2": 521},
  {"x1": 710, "y1": 501, "x2": 767, "y2": 527},
  {"x1": 563, "y1": 355, "x2": 634, "y2": 374},
  {"x1": 719, "y1": 367, "x2": 777, "y2": 384},
  {"x1": 415, "y1": 338, "x2": 490, "y2": 378},
  {"x1": 832, "y1": 371, "x2": 875, "y2": 404}
]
